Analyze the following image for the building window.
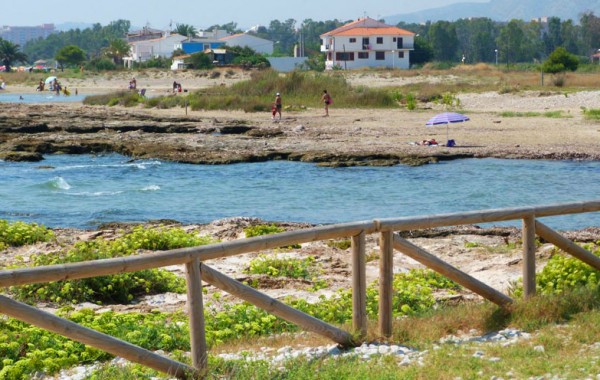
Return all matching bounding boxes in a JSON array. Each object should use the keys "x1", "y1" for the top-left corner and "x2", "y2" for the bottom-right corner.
[
  {"x1": 362, "y1": 37, "x2": 369, "y2": 49},
  {"x1": 393, "y1": 37, "x2": 396, "y2": 42},
  {"x1": 336, "y1": 52, "x2": 355, "y2": 61},
  {"x1": 376, "y1": 37, "x2": 383, "y2": 44},
  {"x1": 349, "y1": 38, "x2": 356, "y2": 43},
  {"x1": 398, "y1": 51, "x2": 405, "y2": 58},
  {"x1": 397, "y1": 38, "x2": 403, "y2": 49},
  {"x1": 375, "y1": 51, "x2": 385, "y2": 60},
  {"x1": 358, "y1": 52, "x2": 369, "y2": 59}
]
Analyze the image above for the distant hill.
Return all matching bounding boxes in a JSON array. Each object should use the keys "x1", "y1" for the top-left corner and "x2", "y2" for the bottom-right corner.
[{"x1": 385, "y1": 0, "x2": 600, "y2": 24}]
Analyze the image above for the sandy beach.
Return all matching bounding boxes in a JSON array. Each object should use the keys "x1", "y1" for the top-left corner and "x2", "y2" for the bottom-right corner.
[{"x1": 2, "y1": 69, "x2": 600, "y2": 164}]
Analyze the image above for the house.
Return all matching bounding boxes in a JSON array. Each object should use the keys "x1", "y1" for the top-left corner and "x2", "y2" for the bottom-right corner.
[
  {"x1": 320, "y1": 17, "x2": 414, "y2": 70},
  {"x1": 124, "y1": 32, "x2": 187, "y2": 68},
  {"x1": 126, "y1": 26, "x2": 165, "y2": 42},
  {"x1": 220, "y1": 33, "x2": 274, "y2": 55},
  {"x1": 171, "y1": 54, "x2": 191, "y2": 70}
]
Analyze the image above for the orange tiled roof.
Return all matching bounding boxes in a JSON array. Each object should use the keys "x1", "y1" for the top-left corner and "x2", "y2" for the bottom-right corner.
[
  {"x1": 332, "y1": 27, "x2": 413, "y2": 36},
  {"x1": 321, "y1": 17, "x2": 414, "y2": 37}
]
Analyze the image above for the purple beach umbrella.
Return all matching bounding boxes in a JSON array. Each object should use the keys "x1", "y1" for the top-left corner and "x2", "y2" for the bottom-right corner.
[{"x1": 425, "y1": 112, "x2": 470, "y2": 143}]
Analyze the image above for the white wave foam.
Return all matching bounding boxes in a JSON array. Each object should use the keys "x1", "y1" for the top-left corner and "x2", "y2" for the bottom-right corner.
[
  {"x1": 50, "y1": 176, "x2": 71, "y2": 190},
  {"x1": 141, "y1": 185, "x2": 160, "y2": 191},
  {"x1": 68, "y1": 191, "x2": 124, "y2": 197}
]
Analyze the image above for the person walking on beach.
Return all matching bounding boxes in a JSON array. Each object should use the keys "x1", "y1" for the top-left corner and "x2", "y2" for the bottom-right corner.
[
  {"x1": 321, "y1": 90, "x2": 332, "y2": 117},
  {"x1": 273, "y1": 92, "x2": 282, "y2": 120}
]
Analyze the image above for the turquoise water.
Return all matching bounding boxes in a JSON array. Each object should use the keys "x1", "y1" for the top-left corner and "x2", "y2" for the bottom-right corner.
[
  {"x1": 0, "y1": 154, "x2": 599, "y2": 229},
  {"x1": 0, "y1": 92, "x2": 87, "y2": 103}
]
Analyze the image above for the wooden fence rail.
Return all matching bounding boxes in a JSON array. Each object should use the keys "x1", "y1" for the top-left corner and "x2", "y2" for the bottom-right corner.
[{"x1": 0, "y1": 200, "x2": 599, "y2": 379}]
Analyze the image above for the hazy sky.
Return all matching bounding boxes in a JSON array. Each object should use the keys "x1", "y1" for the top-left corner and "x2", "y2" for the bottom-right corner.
[{"x1": 2, "y1": 0, "x2": 487, "y2": 29}]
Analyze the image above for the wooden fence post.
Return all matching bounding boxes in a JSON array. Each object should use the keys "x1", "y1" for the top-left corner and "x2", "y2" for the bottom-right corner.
[
  {"x1": 379, "y1": 231, "x2": 394, "y2": 338},
  {"x1": 351, "y1": 231, "x2": 367, "y2": 338},
  {"x1": 522, "y1": 215, "x2": 536, "y2": 298},
  {"x1": 186, "y1": 258, "x2": 207, "y2": 373}
]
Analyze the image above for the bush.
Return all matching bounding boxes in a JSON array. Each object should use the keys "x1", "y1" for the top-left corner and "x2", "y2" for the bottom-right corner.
[{"x1": 83, "y1": 91, "x2": 143, "y2": 107}]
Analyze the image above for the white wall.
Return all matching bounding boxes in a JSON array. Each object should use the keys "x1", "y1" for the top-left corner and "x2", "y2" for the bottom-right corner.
[{"x1": 223, "y1": 34, "x2": 273, "y2": 55}]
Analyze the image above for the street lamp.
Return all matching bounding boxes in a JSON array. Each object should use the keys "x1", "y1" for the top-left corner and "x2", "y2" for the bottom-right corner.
[
  {"x1": 391, "y1": 49, "x2": 395, "y2": 69},
  {"x1": 494, "y1": 49, "x2": 498, "y2": 65}
]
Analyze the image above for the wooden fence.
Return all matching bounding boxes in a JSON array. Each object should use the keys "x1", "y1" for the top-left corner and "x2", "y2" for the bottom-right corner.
[{"x1": 0, "y1": 200, "x2": 599, "y2": 378}]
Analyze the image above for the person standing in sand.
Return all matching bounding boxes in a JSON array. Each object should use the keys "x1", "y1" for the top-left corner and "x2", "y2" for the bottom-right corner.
[
  {"x1": 321, "y1": 90, "x2": 332, "y2": 116},
  {"x1": 273, "y1": 92, "x2": 282, "y2": 120}
]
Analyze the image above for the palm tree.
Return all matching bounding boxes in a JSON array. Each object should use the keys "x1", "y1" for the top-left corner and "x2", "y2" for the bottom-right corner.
[
  {"x1": 0, "y1": 38, "x2": 28, "y2": 72},
  {"x1": 103, "y1": 38, "x2": 131, "y2": 65},
  {"x1": 174, "y1": 23, "x2": 197, "y2": 39}
]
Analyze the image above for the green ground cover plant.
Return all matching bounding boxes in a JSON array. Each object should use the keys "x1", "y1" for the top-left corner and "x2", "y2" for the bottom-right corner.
[
  {"x1": 7, "y1": 226, "x2": 214, "y2": 304},
  {"x1": 0, "y1": 219, "x2": 54, "y2": 250},
  {"x1": 245, "y1": 254, "x2": 315, "y2": 279},
  {"x1": 244, "y1": 223, "x2": 300, "y2": 249},
  {"x1": 510, "y1": 242, "x2": 599, "y2": 297}
]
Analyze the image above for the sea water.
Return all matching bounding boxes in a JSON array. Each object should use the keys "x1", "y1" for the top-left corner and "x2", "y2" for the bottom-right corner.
[
  {"x1": 0, "y1": 154, "x2": 599, "y2": 230},
  {"x1": 0, "y1": 92, "x2": 88, "y2": 103}
]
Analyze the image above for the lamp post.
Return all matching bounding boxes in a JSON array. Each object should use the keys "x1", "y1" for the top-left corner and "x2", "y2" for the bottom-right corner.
[
  {"x1": 494, "y1": 49, "x2": 498, "y2": 65},
  {"x1": 391, "y1": 49, "x2": 395, "y2": 69}
]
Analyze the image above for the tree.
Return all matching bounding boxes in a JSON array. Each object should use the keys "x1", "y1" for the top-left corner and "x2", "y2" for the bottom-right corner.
[
  {"x1": 429, "y1": 21, "x2": 459, "y2": 61},
  {"x1": 0, "y1": 38, "x2": 28, "y2": 72},
  {"x1": 174, "y1": 23, "x2": 197, "y2": 38},
  {"x1": 185, "y1": 52, "x2": 212, "y2": 69},
  {"x1": 205, "y1": 22, "x2": 241, "y2": 34},
  {"x1": 542, "y1": 47, "x2": 579, "y2": 74},
  {"x1": 497, "y1": 20, "x2": 527, "y2": 66},
  {"x1": 55, "y1": 45, "x2": 86, "y2": 70},
  {"x1": 410, "y1": 35, "x2": 433, "y2": 66},
  {"x1": 102, "y1": 38, "x2": 130, "y2": 65}
]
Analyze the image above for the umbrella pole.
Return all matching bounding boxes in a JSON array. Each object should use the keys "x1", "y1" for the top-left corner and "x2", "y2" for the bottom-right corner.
[{"x1": 446, "y1": 124, "x2": 449, "y2": 143}]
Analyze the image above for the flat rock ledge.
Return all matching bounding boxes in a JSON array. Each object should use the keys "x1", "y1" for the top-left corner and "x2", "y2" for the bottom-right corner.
[{"x1": 2, "y1": 103, "x2": 599, "y2": 166}]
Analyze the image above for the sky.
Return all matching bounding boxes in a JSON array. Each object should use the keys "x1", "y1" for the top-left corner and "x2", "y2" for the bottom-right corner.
[{"x1": 2, "y1": 0, "x2": 487, "y2": 30}]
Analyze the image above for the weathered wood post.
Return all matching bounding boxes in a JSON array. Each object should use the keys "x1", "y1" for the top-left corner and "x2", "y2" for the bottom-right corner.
[
  {"x1": 379, "y1": 231, "x2": 394, "y2": 338},
  {"x1": 352, "y1": 231, "x2": 367, "y2": 338},
  {"x1": 522, "y1": 215, "x2": 537, "y2": 298},
  {"x1": 186, "y1": 258, "x2": 208, "y2": 374}
]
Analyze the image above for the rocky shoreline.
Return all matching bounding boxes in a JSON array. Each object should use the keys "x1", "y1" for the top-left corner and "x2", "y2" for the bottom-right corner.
[{"x1": 2, "y1": 102, "x2": 599, "y2": 166}]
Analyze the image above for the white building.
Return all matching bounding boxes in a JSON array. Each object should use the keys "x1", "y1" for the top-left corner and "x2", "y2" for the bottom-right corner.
[
  {"x1": 320, "y1": 18, "x2": 414, "y2": 70},
  {"x1": 124, "y1": 33, "x2": 187, "y2": 68},
  {"x1": 220, "y1": 33, "x2": 273, "y2": 55}
]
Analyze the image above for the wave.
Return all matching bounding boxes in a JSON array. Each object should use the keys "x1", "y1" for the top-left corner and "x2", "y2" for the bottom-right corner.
[
  {"x1": 140, "y1": 185, "x2": 160, "y2": 191},
  {"x1": 67, "y1": 190, "x2": 124, "y2": 197},
  {"x1": 58, "y1": 160, "x2": 162, "y2": 171},
  {"x1": 45, "y1": 176, "x2": 71, "y2": 190}
]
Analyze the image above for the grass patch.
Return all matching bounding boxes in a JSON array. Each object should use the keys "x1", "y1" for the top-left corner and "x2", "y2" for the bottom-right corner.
[
  {"x1": 499, "y1": 110, "x2": 570, "y2": 118},
  {"x1": 582, "y1": 107, "x2": 600, "y2": 120},
  {"x1": 83, "y1": 91, "x2": 143, "y2": 107}
]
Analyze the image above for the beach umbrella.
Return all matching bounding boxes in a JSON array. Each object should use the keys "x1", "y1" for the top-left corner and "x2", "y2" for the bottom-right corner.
[
  {"x1": 425, "y1": 112, "x2": 470, "y2": 143},
  {"x1": 44, "y1": 76, "x2": 57, "y2": 84}
]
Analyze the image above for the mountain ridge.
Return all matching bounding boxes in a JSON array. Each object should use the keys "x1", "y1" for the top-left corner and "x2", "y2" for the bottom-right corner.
[{"x1": 385, "y1": 0, "x2": 600, "y2": 24}]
